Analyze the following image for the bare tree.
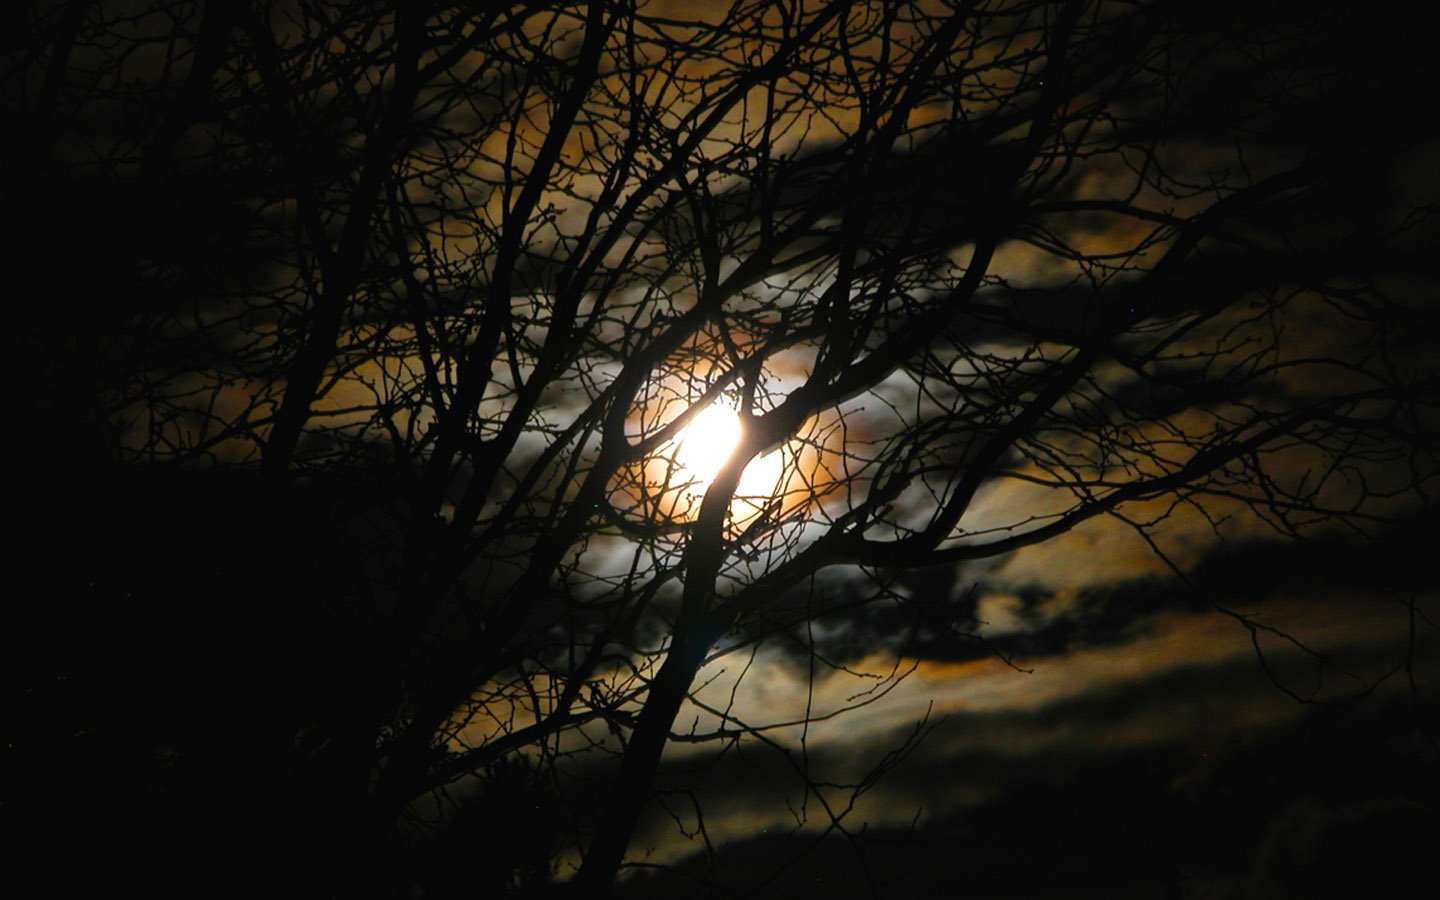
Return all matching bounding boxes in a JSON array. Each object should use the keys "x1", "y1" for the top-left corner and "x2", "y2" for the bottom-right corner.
[{"x1": 5, "y1": 0, "x2": 1436, "y2": 896}]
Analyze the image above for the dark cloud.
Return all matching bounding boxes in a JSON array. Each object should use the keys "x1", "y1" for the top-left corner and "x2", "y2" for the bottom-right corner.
[
  {"x1": 596, "y1": 509, "x2": 1440, "y2": 895},
  {"x1": 739, "y1": 508, "x2": 1440, "y2": 682},
  {"x1": 618, "y1": 644, "x2": 1439, "y2": 899}
]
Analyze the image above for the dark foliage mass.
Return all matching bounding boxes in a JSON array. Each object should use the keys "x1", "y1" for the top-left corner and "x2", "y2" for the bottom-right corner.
[{"x1": 3, "y1": 1, "x2": 1437, "y2": 896}]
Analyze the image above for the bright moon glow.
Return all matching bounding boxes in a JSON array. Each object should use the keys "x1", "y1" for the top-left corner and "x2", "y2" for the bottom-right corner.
[
  {"x1": 675, "y1": 404, "x2": 743, "y2": 485},
  {"x1": 671, "y1": 403, "x2": 783, "y2": 501}
]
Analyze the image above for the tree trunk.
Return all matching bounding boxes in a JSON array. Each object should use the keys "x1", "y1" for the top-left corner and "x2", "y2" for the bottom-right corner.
[{"x1": 570, "y1": 616, "x2": 725, "y2": 896}]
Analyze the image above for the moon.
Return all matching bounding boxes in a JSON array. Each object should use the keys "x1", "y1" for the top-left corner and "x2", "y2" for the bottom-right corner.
[
  {"x1": 672, "y1": 403, "x2": 784, "y2": 503},
  {"x1": 675, "y1": 403, "x2": 743, "y2": 486}
]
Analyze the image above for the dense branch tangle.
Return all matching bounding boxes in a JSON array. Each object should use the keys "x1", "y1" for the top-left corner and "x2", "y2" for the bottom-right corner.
[{"x1": 17, "y1": 0, "x2": 1433, "y2": 893}]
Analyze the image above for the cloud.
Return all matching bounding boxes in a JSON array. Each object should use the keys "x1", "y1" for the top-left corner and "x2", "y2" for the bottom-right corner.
[{"x1": 612, "y1": 569, "x2": 1439, "y2": 891}]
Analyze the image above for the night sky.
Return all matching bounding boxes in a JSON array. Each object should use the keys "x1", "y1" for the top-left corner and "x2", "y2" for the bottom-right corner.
[{"x1": 4, "y1": 2, "x2": 1439, "y2": 898}]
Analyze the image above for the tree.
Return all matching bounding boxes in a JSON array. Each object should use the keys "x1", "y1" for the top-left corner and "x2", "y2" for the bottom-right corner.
[{"x1": 4, "y1": 0, "x2": 1436, "y2": 896}]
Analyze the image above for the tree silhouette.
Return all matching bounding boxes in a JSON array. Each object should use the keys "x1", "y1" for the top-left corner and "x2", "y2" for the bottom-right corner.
[{"x1": 4, "y1": 0, "x2": 1436, "y2": 896}]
